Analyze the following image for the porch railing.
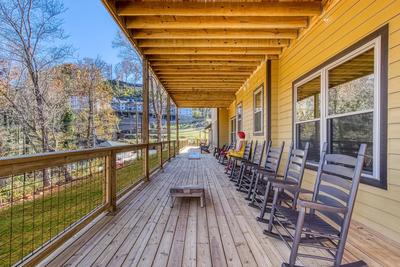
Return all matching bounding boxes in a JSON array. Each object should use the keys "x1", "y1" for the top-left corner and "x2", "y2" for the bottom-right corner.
[{"x1": 0, "y1": 141, "x2": 176, "y2": 267}]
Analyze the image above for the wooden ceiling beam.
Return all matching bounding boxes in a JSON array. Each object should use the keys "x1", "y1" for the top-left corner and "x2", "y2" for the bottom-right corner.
[
  {"x1": 148, "y1": 55, "x2": 266, "y2": 61},
  {"x1": 138, "y1": 39, "x2": 290, "y2": 48},
  {"x1": 175, "y1": 100, "x2": 232, "y2": 108},
  {"x1": 126, "y1": 16, "x2": 308, "y2": 30},
  {"x1": 173, "y1": 94, "x2": 236, "y2": 101},
  {"x1": 156, "y1": 70, "x2": 252, "y2": 75},
  {"x1": 166, "y1": 86, "x2": 241, "y2": 90},
  {"x1": 153, "y1": 66, "x2": 255, "y2": 72},
  {"x1": 168, "y1": 90, "x2": 239, "y2": 93},
  {"x1": 132, "y1": 29, "x2": 298, "y2": 39},
  {"x1": 160, "y1": 77, "x2": 245, "y2": 81},
  {"x1": 117, "y1": 2, "x2": 322, "y2": 17},
  {"x1": 158, "y1": 74, "x2": 249, "y2": 78},
  {"x1": 164, "y1": 82, "x2": 243, "y2": 86},
  {"x1": 143, "y1": 47, "x2": 281, "y2": 55},
  {"x1": 150, "y1": 60, "x2": 260, "y2": 66}
]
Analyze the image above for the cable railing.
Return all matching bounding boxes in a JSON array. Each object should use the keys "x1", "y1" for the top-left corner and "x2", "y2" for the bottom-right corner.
[{"x1": 0, "y1": 141, "x2": 176, "y2": 267}]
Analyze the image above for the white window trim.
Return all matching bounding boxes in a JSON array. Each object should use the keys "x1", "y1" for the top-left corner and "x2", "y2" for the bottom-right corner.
[
  {"x1": 237, "y1": 103, "x2": 243, "y2": 132},
  {"x1": 230, "y1": 116, "x2": 236, "y2": 143},
  {"x1": 294, "y1": 37, "x2": 381, "y2": 181},
  {"x1": 253, "y1": 86, "x2": 264, "y2": 135}
]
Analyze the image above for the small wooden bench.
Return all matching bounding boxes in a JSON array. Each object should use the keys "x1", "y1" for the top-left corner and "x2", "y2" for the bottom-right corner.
[{"x1": 170, "y1": 185, "x2": 205, "y2": 207}]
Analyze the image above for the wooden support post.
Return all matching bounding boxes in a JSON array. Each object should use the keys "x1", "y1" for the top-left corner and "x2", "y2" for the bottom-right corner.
[
  {"x1": 142, "y1": 59, "x2": 150, "y2": 181},
  {"x1": 167, "y1": 96, "x2": 171, "y2": 161},
  {"x1": 176, "y1": 107, "x2": 179, "y2": 154},
  {"x1": 105, "y1": 151, "x2": 117, "y2": 212},
  {"x1": 160, "y1": 143, "x2": 163, "y2": 169}
]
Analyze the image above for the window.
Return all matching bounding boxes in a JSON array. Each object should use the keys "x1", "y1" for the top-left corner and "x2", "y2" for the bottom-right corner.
[
  {"x1": 237, "y1": 103, "x2": 243, "y2": 132},
  {"x1": 295, "y1": 75, "x2": 321, "y2": 163},
  {"x1": 293, "y1": 26, "x2": 388, "y2": 188},
  {"x1": 230, "y1": 117, "x2": 236, "y2": 143},
  {"x1": 253, "y1": 86, "x2": 264, "y2": 135}
]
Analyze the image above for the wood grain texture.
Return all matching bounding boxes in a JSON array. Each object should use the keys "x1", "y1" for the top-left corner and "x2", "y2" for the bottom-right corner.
[{"x1": 43, "y1": 149, "x2": 400, "y2": 267}]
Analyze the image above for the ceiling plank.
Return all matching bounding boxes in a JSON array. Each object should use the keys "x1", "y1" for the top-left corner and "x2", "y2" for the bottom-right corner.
[
  {"x1": 126, "y1": 16, "x2": 308, "y2": 29},
  {"x1": 158, "y1": 74, "x2": 249, "y2": 78},
  {"x1": 160, "y1": 77, "x2": 246, "y2": 81},
  {"x1": 117, "y1": 1, "x2": 322, "y2": 17},
  {"x1": 147, "y1": 55, "x2": 266, "y2": 61},
  {"x1": 138, "y1": 39, "x2": 290, "y2": 48},
  {"x1": 164, "y1": 82, "x2": 243, "y2": 85},
  {"x1": 156, "y1": 70, "x2": 253, "y2": 75},
  {"x1": 150, "y1": 60, "x2": 260, "y2": 66},
  {"x1": 153, "y1": 66, "x2": 255, "y2": 71},
  {"x1": 132, "y1": 29, "x2": 298, "y2": 39},
  {"x1": 175, "y1": 100, "x2": 233, "y2": 108},
  {"x1": 142, "y1": 47, "x2": 282, "y2": 55}
]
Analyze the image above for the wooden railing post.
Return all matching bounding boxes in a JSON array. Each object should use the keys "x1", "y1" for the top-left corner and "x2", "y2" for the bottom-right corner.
[
  {"x1": 160, "y1": 143, "x2": 163, "y2": 170},
  {"x1": 167, "y1": 96, "x2": 171, "y2": 161},
  {"x1": 105, "y1": 151, "x2": 117, "y2": 212},
  {"x1": 142, "y1": 59, "x2": 150, "y2": 181},
  {"x1": 176, "y1": 107, "x2": 179, "y2": 154}
]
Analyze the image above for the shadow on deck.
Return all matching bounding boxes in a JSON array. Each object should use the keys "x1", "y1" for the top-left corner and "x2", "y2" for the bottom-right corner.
[{"x1": 42, "y1": 148, "x2": 400, "y2": 267}]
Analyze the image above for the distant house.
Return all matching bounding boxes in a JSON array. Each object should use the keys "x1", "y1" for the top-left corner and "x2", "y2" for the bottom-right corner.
[{"x1": 109, "y1": 80, "x2": 176, "y2": 138}]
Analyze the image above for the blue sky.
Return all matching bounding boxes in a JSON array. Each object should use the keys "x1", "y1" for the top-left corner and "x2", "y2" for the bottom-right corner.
[{"x1": 62, "y1": 0, "x2": 121, "y2": 66}]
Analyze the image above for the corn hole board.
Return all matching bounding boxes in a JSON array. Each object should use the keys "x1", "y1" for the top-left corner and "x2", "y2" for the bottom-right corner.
[{"x1": 170, "y1": 185, "x2": 205, "y2": 208}]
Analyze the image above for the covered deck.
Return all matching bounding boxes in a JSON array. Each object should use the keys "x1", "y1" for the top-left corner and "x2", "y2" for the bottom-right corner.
[{"x1": 41, "y1": 148, "x2": 400, "y2": 267}]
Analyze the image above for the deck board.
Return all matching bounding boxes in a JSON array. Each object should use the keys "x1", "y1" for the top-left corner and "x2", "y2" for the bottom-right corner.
[{"x1": 43, "y1": 148, "x2": 400, "y2": 267}]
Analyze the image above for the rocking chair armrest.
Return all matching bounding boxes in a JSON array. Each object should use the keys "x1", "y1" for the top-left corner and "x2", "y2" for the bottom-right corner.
[
  {"x1": 297, "y1": 199, "x2": 347, "y2": 214},
  {"x1": 269, "y1": 179, "x2": 298, "y2": 188},
  {"x1": 256, "y1": 168, "x2": 276, "y2": 176}
]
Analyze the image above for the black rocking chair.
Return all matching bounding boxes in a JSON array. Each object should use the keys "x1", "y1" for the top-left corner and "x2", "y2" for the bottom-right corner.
[
  {"x1": 237, "y1": 140, "x2": 269, "y2": 193},
  {"x1": 226, "y1": 141, "x2": 253, "y2": 177},
  {"x1": 256, "y1": 142, "x2": 309, "y2": 223},
  {"x1": 265, "y1": 142, "x2": 367, "y2": 267},
  {"x1": 248, "y1": 141, "x2": 285, "y2": 206}
]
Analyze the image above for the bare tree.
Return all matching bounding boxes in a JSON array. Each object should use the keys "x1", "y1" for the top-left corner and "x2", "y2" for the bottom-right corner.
[
  {"x1": 0, "y1": 0, "x2": 72, "y2": 186},
  {"x1": 149, "y1": 75, "x2": 167, "y2": 142}
]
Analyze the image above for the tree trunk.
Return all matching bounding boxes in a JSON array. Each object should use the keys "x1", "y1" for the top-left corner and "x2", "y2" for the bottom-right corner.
[{"x1": 88, "y1": 85, "x2": 95, "y2": 147}]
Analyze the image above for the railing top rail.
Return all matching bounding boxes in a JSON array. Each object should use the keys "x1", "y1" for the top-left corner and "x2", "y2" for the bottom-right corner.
[{"x1": 0, "y1": 143, "x2": 151, "y2": 178}]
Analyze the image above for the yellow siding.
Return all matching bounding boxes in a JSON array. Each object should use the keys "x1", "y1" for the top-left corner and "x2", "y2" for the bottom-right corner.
[
  {"x1": 224, "y1": 0, "x2": 400, "y2": 243},
  {"x1": 228, "y1": 61, "x2": 269, "y2": 143},
  {"x1": 275, "y1": 0, "x2": 400, "y2": 242},
  {"x1": 218, "y1": 108, "x2": 229, "y2": 146}
]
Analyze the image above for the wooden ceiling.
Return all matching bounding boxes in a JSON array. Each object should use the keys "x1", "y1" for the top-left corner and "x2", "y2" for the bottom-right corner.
[{"x1": 102, "y1": 0, "x2": 324, "y2": 108}]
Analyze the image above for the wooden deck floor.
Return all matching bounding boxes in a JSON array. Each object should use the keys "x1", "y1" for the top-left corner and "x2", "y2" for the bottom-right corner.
[{"x1": 42, "y1": 148, "x2": 400, "y2": 267}]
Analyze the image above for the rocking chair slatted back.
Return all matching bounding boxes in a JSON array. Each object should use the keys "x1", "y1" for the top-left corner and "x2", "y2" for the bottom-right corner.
[
  {"x1": 242, "y1": 141, "x2": 253, "y2": 161},
  {"x1": 262, "y1": 141, "x2": 284, "y2": 173},
  {"x1": 253, "y1": 141, "x2": 267, "y2": 165},
  {"x1": 313, "y1": 143, "x2": 367, "y2": 229},
  {"x1": 282, "y1": 142, "x2": 309, "y2": 186}
]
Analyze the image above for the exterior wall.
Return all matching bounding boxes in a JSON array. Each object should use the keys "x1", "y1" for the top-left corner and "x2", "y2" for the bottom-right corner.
[
  {"x1": 223, "y1": 0, "x2": 400, "y2": 243},
  {"x1": 218, "y1": 108, "x2": 230, "y2": 147},
  {"x1": 228, "y1": 61, "x2": 269, "y2": 143},
  {"x1": 275, "y1": 0, "x2": 400, "y2": 242},
  {"x1": 210, "y1": 108, "x2": 218, "y2": 147},
  {"x1": 210, "y1": 108, "x2": 229, "y2": 147}
]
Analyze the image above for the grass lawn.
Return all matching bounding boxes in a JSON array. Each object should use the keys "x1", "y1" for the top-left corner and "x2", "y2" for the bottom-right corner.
[
  {"x1": 0, "y1": 152, "x2": 165, "y2": 267},
  {"x1": 178, "y1": 127, "x2": 204, "y2": 139}
]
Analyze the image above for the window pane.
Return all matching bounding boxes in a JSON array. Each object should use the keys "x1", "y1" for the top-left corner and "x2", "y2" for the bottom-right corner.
[
  {"x1": 329, "y1": 112, "x2": 373, "y2": 173},
  {"x1": 328, "y1": 48, "x2": 374, "y2": 116},
  {"x1": 296, "y1": 121, "x2": 320, "y2": 163},
  {"x1": 254, "y1": 111, "x2": 262, "y2": 133},
  {"x1": 296, "y1": 76, "x2": 321, "y2": 121},
  {"x1": 237, "y1": 104, "x2": 243, "y2": 131},
  {"x1": 255, "y1": 91, "x2": 262, "y2": 109}
]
